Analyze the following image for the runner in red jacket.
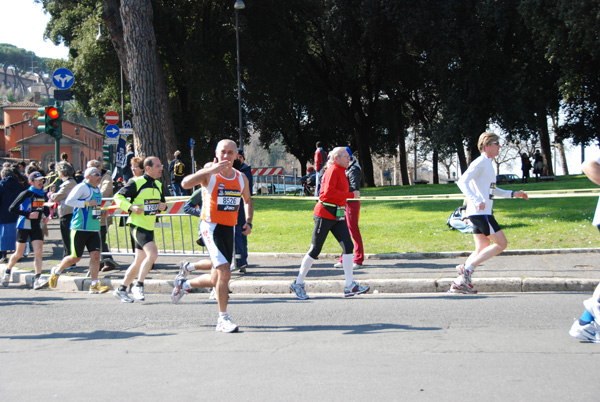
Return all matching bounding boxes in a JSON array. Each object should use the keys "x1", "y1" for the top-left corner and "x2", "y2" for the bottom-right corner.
[{"x1": 290, "y1": 146, "x2": 369, "y2": 300}]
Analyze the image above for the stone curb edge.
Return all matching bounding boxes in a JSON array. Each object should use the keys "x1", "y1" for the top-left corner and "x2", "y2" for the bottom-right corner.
[{"x1": 7, "y1": 270, "x2": 600, "y2": 294}]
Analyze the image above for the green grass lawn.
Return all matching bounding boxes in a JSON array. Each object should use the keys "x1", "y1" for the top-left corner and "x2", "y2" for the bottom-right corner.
[
  {"x1": 105, "y1": 175, "x2": 600, "y2": 254},
  {"x1": 250, "y1": 175, "x2": 600, "y2": 253}
]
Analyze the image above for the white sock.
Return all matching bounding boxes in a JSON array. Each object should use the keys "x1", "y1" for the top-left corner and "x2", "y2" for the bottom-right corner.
[
  {"x1": 186, "y1": 262, "x2": 195, "y2": 272},
  {"x1": 219, "y1": 312, "x2": 228, "y2": 318},
  {"x1": 91, "y1": 280, "x2": 98, "y2": 286},
  {"x1": 342, "y1": 254, "x2": 354, "y2": 287},
  {"x1": 296, "y1": 254, "x2": 315, "y2": 285},
  {"x1": 182, "y1": 281, "x2": 192, "y2": 291},
  {"x1": 465, "y1": 264, "x2": 475, "y2": 272}
]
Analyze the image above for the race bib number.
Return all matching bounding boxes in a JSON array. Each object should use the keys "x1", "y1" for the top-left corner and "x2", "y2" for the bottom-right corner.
[
  {"x1": 32, "y1": 197, "x2": 45, "y2": 212},
  {"x1": 91, "y1": 206, "x2": 102, "y2": 219},
  {"x1": 217, "y1": 189, "x2": 241, "y2": 212},
  {"x1": 144, "y1": 199, "x2": 160, "y2": 215}
]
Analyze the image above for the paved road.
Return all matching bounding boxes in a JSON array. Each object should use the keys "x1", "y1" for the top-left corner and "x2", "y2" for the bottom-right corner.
[{"x1": 0, "y1": 290, "x2": 598, "y2": 401}]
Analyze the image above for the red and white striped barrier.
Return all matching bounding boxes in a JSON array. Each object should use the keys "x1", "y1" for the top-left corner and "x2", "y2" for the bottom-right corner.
[{"x1": 251, "y1": 166, "x2": 283, "y2": 176}]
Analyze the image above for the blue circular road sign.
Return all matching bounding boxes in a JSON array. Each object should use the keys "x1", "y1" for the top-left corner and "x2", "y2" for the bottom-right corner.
[
  {"x1": 52, "y1": 68, "x2": 74, "y2": 89},
  {"x1": 105, "y1": 124, "x2": 120, "y2": 138}
]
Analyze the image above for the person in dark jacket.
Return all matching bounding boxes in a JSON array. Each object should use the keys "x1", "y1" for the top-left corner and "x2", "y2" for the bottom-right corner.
[
  {"x1": 0, "y1": 168, "x2": 25, "y2": 264},
  {"x1": 333, "y1": 148, "x2": 364, "y2": 269},
  {"x1": 1, "y1": 172, "x2": 50, "y2": 289},
  {"x1": 234, "y1": 148, "x2": 253, "y2": 273}
]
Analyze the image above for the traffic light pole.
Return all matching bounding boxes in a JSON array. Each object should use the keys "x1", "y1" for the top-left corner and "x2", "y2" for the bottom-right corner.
[{"x1": 54, "y1": 100, "x2": 63, "y2": 166}]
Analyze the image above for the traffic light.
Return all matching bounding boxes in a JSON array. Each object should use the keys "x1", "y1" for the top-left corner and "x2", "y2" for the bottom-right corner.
[
  {"x1": 36, "y1": 106, "x2": 62, "y2": 139},
  {"x1": 103, "y1": 144, "x2": 114, "y2": 169}
]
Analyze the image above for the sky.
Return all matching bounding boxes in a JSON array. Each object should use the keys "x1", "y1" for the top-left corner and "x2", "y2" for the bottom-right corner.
[{"x1": 0, "y1": 0, "x2": 69, "y2": 59}]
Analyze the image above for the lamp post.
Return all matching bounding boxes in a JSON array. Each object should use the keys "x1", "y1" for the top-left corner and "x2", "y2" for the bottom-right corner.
[{"x1": 234, "y1": 0, "x2": 246, "y2": 151}]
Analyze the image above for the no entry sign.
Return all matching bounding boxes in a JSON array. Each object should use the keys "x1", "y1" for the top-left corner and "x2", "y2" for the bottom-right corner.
[{"x1": 105, "y1": 110, "x2": 119, "y2": 125}]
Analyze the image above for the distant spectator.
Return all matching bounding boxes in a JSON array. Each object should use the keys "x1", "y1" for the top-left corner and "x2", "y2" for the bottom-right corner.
[
  {"x1": 74, "y1": 170, "x2": 84, "y2": 183},
  {"x1": 314, "y1": 141, "x2": 327, "y2": 196},
  {"x1": 26, "y1": 162, "x2": 42, "y2": 176},
  {"x1": 61, "y1": 152, "x2": 69, "y2": 163},
  {"x1": 0, "y1": 168, "x2": 25, "y2": 263},
  {"x1": 521, "y1": 153, "x2": 531, "y2": 184},
  {"x1": 122, "y1": 143, "x2": 135, "y2": 182},
  {"x1": 234, "y1": 148, "x2": 253, "y2": 273},
  {"x1": 533, "y1": 150, "x2": 544, "y2": 181},
  {"x1": 130, "y1": 157, "x2": 144, "y2": 179},
  {"x1": 168, "y1": 150, "x2": 186, "y2": 196}
]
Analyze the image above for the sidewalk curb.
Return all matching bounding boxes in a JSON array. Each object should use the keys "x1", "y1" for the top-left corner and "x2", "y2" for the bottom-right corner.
[
  {"x1": 7, "y1": 270, "x2": 600, "y2": 294},
  {"x1": 251, "y1": 247, "x2": 600, "y2": 260}
]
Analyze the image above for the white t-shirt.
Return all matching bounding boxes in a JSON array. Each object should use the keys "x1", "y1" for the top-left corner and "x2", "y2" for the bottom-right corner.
[
  {"x1": 593, "y1": 155, "x2": 600, "y2": 226},
  {"x1": 457, "y1": 155, "x2": 513, "y2": 216}
]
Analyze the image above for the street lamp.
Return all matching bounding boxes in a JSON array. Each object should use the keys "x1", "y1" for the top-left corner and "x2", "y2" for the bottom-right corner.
[{"x1": 234, "y1": 0, "x2": 246, "y2": 151}]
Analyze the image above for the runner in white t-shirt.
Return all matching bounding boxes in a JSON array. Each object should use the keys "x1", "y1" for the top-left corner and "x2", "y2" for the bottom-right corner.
[
  {"x1": 450, "y1": 132, "x2": 529, "y2": 294},
  {"x1": 569, "y1": 155, "x2": 600, "y2": 342}
]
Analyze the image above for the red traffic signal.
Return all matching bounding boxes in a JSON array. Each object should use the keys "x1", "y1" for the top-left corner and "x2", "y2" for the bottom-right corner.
[{"x1": 47, "y1": 107, "x2": 60, "y2": 120}]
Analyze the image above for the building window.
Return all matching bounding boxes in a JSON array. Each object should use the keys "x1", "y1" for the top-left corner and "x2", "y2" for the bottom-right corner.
[{"x1": 5, "y1": 127, "x2": 9, "y2": 137}]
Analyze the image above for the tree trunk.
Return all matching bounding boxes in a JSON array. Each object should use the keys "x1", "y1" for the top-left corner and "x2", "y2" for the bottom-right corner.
[
  {"x1": 558, "y1": 142, "x2": 568, "y2": 176},
  {"x1": 103, "y1": 0, "x2": 177, "y2": 179},
  {"x1": 432, "y1": 149, "x2": 439, "y2": 184},
  {"x1": 536, "y1": 109, "x2": 554, "y2": 176},
  {"x1": 456, "y1": 140, "x2": 468, "y2": 173},
  {"x1": 395, "y1": 106, "x2": 410, "y2": 186}
]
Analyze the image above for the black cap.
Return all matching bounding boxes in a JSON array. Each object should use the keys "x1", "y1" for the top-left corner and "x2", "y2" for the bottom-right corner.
[{"x1": 237, "y1": 148, "x2": 245, "y2": 158}]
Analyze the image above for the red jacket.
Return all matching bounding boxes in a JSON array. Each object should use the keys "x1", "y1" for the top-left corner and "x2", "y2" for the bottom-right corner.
[{"x1": 314, "y1": 163, "x2": 354, "y2": 220}]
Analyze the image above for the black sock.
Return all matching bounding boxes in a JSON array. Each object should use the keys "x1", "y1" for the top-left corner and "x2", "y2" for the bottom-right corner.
[
  {"x1": 35, "y1": 273, "x2": 41, "y2": 279},
  {"x1": 136, "y1": 282, "x2": 143, "y2": 287},
  {"x1": 5, "y1": 268, "x2": 11, "y2": 274},
  {"x1": 119, "y1": 285, "x2": 127, "y2": 292}
]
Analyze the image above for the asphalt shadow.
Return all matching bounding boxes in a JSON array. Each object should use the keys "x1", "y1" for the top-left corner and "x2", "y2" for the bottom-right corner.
[{"x1": 0, "y1": 330, "x2": 175, "y2": 341}]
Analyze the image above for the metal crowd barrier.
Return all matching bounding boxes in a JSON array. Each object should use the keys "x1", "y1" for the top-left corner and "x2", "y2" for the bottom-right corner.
[{"x1": 101, "y1": 196, "x2": 209, "y2": 258}]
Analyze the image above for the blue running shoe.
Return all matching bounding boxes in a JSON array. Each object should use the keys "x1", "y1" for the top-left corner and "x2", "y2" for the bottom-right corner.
[
  {"x1": 344, "y1": 281, "x2": 369, "y2": 297},
  {"x1": 290, "y1": 280, "x2": 309, "y2": 300}
]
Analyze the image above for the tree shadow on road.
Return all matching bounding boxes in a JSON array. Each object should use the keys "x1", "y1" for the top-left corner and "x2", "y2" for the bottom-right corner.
[
  {"x1": 0, "y1": 296, "x2": 86, "y2": 306},
  {"x1": 0, "y1": 330, "x2": 175, "y2": 341},
  {"x1": 244, "y1": 323, "x2": 442, "y2": 335}
]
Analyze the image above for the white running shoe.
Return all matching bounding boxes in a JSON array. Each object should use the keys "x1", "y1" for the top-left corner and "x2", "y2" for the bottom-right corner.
[
  {"x1": 171, "y1": 274, "x2": 188, "y2": 304},
  {"x1": 33, "y1": 276, "x2": 50, "y2": 290},
  {"x1": 447, "y1": 281, "x2": 478, "y2": 294},
  {"x1": 131, "y1": 284, "x2": 145, "y2": 301},
  {"x1": 178, "y1": 260, "x2": 191, "y2": 278},
  {"x1": 113, "y1": 288, "x2": 134, "y2": 303},
  {"x1": 209, "y1": 287, "x2": 217, "y2": 300},
  {"x1": 333, "y1": 262, "x2": 342, "y2": 268},
  {"x1": 583, "y1": 298, "x2": 600, "y2": 321},
  {"x1": 1, "y1": 269, "x2": 9, "y2": 287},
  {"x1": 569, "y1": 320, "x2": 600, "y2": 342},
  {"x1": 216, "y1": 315, "x2": 239, "y2": 333}
]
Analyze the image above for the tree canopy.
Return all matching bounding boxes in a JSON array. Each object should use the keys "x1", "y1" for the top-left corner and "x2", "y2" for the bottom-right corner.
[{"x1": 33, "y1": 0, "x2": 600, "y2": 184}]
